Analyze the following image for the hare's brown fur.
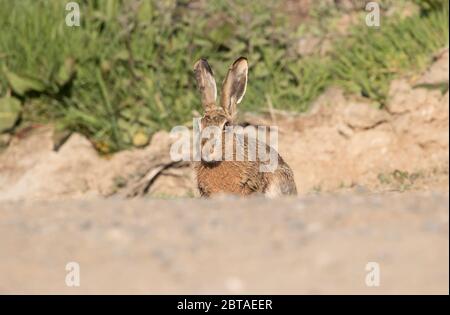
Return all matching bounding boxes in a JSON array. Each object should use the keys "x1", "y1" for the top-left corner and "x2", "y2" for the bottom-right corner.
[{"x1": 193, "y1": 57, "x2": 297, "y2": 198}]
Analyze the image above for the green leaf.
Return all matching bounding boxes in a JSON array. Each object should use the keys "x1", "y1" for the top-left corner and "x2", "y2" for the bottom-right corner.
[
  {"x1": 56, "y1": 58, "x2": 76, "y2": 87},
  {"x1": 2, "y1": 66, "x2": 47, "y2": 96},
  {"x1": 0, "y1": 96, "x2": 21, "y2": 132}
]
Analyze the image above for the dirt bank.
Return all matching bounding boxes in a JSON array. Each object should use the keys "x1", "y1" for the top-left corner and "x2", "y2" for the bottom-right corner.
[{"x1": 0, "y1": 49, "x2": 448, "y2": 200}]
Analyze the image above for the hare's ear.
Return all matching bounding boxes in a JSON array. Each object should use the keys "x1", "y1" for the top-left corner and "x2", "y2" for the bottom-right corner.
[
  {"x1": 220, "y1": 57, "x2": 248, "y2": 119},
  {"x1": 194, "y1": 58, "x2": 217, "y2": 110}
]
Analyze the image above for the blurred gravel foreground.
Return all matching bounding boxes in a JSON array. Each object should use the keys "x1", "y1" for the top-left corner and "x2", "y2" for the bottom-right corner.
[{"x1": 0, "y1": 192, "x2": 448, "y2": 294}]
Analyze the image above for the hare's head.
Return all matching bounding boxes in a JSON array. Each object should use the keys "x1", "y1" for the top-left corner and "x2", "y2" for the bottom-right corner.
[{"x1": 193, "y1": 57, "x2": 248, "y2": 162}]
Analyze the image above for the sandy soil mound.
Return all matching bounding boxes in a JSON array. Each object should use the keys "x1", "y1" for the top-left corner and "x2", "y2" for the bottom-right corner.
[
  {"x1": 0, "y1": 128, "x2": 195, "y2": 200},
  {"x1": 275, "y1": 81, "x2": 448, "y2": 192},
  {"x1": 0, "y1": 49, "x2": 448, "y2": 201}
]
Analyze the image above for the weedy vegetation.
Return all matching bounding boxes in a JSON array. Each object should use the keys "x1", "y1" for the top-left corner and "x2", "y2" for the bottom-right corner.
[{"x1": 0, "y1": 0, "x2": 448, "y2": 153}]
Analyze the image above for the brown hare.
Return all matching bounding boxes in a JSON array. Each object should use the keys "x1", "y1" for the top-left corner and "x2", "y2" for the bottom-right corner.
[{"x1": 193, "y1": 57, "x2": 297, "y2": 198}]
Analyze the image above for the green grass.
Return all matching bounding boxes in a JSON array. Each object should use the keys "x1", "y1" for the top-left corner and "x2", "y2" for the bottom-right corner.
[
  {"x1": 332, "y1": 2, "x2": 449, "y2": 104},
  {"x1": 0, "y1": 0, "x2": 448, "y2": 153}
]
